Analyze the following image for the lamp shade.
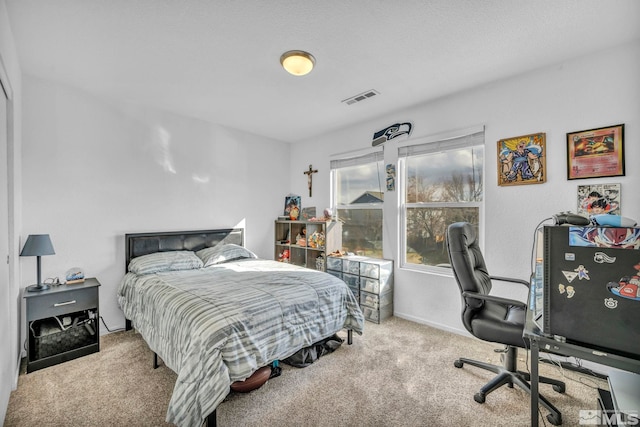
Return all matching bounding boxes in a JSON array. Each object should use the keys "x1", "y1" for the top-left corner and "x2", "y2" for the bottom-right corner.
[
  {"x1": 20, "y1": 234, "x2": 55, "y2": 257},
  {"x1": 280, "y1": 50, "x2": 315, "y2": 76}
]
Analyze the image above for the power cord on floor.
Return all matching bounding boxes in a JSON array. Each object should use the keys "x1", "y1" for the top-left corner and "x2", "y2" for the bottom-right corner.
[
  {"x1": 100, "y1": 316, "x2": 125, "y2": 333},
  {"x1": 541, "y1": 356, "x2": 606, "y2": 378}
]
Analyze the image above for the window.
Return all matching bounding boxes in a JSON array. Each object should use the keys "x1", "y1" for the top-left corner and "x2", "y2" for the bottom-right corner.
[
  {"x1": 399, "y1": 130, "x2": 484, "y2": 269},
  {"x1": 331, "y1": 151, "x2": 384, "y2": 258}
]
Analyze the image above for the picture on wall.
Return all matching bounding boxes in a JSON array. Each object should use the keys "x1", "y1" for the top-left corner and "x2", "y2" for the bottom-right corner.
[
  {"x1": 497, "y1": 132, "x2": 546, "y2": 186},
  {"x1": 577, "y1": 183, "x2": 621, "y2": 216},
  {"x1": 567, "y1": 124, "x2": 624, "y2": 180}
]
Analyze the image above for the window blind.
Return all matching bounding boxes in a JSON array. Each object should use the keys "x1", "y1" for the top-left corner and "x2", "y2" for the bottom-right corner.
[
  {"x1": 330, "y1": 150, "x2": 383, "y2": 169},
  {"x1": 398, "y1": 130, "x2": 484, "y2": 157}
]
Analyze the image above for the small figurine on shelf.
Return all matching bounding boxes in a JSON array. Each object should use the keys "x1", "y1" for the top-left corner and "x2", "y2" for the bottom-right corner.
[
  {"x1": 295, "y1": 227, "x2": 306, "y2": 246},
  {"x1": 308, "y1": 231, "x2": 325, "y2": 248},
  {"x1": 278, "y1": 249, "x2": 290, "y2": 263}
]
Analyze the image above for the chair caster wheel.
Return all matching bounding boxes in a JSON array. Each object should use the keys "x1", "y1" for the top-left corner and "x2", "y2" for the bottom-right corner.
[
  {"x1": 474, "y1": 392, "x2": 486, "y2": 403},
  {"x1": 546, "y1": 413, "x2": 562, "y2": 425},
  {"x1": 552, "y1": 384, "x2": 566, "y2": 393},
  {"x1": 454, "y1": 360, "x2": 464, "y2": 368}
]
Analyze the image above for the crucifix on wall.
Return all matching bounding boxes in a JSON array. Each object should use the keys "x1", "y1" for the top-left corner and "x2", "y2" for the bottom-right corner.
[{"x1": 304, "y1": 164, "x2": 318, "y2": 197}]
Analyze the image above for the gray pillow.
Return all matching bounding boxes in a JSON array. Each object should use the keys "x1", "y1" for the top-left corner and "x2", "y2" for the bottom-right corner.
[
  {"x1": 196, "y1": 244, "x2": 257, "y2": 267},
  {"x1": 128, "y1": 251, "x2": 203, "y2": 275}
]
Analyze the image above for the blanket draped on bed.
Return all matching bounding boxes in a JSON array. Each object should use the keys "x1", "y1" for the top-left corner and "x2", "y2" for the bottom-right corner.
[{"x1": 117, "y1": 259, "x2": 364, "y2": 427}]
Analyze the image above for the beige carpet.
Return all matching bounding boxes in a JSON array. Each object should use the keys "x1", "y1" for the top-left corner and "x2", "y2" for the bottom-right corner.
[{"x1": 5, "y1": 317, "x2": 606, "y2": 426}]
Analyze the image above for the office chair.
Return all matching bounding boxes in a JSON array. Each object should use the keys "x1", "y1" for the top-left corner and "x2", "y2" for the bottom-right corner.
[{"x1": 446, "y1": 222, "x2": 564, "y2": 426}]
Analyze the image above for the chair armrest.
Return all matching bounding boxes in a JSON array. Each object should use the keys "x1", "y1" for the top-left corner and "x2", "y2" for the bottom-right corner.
[
  {"x1": 489, "y1": 275, "x2": 530, "y2": 289},
  {"x1": 461, "y1": 290, "x2": 526, "y2": 309}
]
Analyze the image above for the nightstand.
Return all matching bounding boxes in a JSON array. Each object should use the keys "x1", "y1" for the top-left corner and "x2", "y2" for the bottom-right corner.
[{"x1": 24, "y1": 278, "x2": 100, "y2": 373}]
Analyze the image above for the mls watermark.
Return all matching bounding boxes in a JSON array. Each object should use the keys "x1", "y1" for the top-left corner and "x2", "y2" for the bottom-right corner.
[{"x1": 579, "y1": 410, "x2": 639, "y2": 425}]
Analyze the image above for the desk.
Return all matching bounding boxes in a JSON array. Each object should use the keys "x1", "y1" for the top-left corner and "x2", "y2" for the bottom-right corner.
[{"x1": 523, "y1": 308, "x2": 640, "y2": 426}]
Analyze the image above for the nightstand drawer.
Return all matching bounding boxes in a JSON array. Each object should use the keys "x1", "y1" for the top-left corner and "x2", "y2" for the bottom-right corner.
[{"x1": 27, "y1": 287, "x2": 98, "y2": 321}]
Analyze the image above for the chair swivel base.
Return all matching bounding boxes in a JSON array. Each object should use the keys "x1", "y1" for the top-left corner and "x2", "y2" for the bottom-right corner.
[{"x1": 454, "y1": 357, "x2": 564, "y2": 426}]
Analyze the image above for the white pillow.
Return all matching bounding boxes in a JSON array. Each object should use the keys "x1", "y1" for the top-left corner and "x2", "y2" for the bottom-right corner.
[
  {"x1": 128, "y1": 251, "x2": 203, "y2": 275},
  {"x1": 196, "y1": 244, "x2": 257, "y2": 267}
]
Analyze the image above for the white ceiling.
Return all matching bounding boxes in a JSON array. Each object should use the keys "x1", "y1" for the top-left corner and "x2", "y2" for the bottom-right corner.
[{"x1": 6, "y1": 0, "x2": 640, "y2": 143}]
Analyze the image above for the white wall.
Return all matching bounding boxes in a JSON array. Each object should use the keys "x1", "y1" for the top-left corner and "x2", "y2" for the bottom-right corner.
[
  {"x1": 290, "y1": 39, "x2": 640, "y2": 334},
  {"x1": 20, "y1": 75, "x2": 291, "y2": 333},
  {"x1": 0, "y1": 0, "x2": 23, "y2": 420}
]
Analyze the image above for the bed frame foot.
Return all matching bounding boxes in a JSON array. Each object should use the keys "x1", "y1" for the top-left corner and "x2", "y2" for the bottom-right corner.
[
  {"x1": 204, "y1": 409, "x2": 217, "y2": 427},
  {"x1": 153, "y1": 352, "x2": 160, "y2": 369},
  {"x1": 347, "y1": 329, "x2": 353, "y2": 345},
  {"x1": 125, "y1": 319, "x2": 132, "y2": 331}
]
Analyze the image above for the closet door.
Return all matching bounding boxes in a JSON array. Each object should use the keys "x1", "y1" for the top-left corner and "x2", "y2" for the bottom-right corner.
[{"x1": 0, "y1": 81, "x2": 9, "y2": 373}]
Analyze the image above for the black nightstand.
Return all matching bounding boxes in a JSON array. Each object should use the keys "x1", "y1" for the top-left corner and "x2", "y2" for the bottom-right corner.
[{"x1": 24, "y1": 278, "x2": 100, "y2": 373}]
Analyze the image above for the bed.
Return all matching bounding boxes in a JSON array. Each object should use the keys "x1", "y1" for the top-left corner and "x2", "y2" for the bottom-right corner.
[{"x1": 117, "y1": 228, "x2": 364, "y2": 427}]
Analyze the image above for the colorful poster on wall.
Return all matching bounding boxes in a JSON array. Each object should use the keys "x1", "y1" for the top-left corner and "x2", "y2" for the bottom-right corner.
[
  {"x1": 497, "y1": 132, "x2": 546, "y2": 186},
  {"x1": 567, "y1": 124, "x2": 624, "y2": 180},
  {"x1": 577, "y1": 183, "x2": 621, "y2": 216}
]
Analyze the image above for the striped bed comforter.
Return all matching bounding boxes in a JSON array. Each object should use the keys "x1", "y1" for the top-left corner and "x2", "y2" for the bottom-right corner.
[{"x1": 117, "y1": 258, "x2": 364, "y2": 427}]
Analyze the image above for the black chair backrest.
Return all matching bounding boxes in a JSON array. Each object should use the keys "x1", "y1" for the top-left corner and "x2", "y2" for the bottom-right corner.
[{"x1": 446, "y1": 222, "x2": 492, "y2": 332}]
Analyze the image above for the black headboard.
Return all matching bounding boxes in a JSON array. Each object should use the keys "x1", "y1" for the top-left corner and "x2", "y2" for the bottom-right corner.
[{"x1": 125, "y1": 228, "x2": 244, "y2": 272}]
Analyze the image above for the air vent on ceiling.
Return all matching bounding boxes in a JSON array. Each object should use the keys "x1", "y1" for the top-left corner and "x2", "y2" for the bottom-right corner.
[{"x1": 341, "y1": 89, "x2": 379, "y2": 105}]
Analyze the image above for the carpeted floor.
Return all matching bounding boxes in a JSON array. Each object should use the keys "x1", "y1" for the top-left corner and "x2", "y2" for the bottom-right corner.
[{"x1": 5, "y1": 316, "x2": 607, "y2": 426}]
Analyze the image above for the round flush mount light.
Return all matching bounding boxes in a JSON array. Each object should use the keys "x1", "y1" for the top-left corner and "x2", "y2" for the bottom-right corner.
[{"x1": 280, "y1": 50, "x2": 315, "y2": 76}]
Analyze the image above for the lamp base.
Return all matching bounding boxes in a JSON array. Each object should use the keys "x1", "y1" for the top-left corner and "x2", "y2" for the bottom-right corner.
[{"x1": 27, "y1": 283, "x2": 50, "y2": 292}]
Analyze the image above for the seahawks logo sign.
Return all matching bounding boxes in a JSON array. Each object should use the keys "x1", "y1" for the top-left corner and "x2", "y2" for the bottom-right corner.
[{"x1": 372, "y1": 122, "x2": 413, "y2": 146}]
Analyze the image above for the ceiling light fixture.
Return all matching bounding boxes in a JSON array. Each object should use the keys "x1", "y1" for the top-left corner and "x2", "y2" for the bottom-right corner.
[{"x1": 280, "y1": 50, "x2": 315, "y2": 76}]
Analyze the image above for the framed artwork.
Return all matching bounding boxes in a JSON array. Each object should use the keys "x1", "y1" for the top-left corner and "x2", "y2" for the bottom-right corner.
[
  {"x1": 284, "y1": 195, "x2": 301, "y2": 220},
  {"x1": 567, "y1": 124, "x2": 624, "y2": 180},
  {"x1": 577, "y1": 183, "x2": 621, "y2": 217},
  {"x1": 301, "y1": 207, "x2": 316, "y2": 220},
  {"x1": 386, "y1": 164, "x2": 396, "y2": 191},
  {"x1": 497, "y1": 132, "x2": 546, "y2": 186}
]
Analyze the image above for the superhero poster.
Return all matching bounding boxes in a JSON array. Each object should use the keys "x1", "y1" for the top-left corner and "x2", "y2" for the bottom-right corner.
[
  {"x1": 497, "y1": 132, "x2": 546, "y2": 186},
  {"x1": 567, "y1": 124, "x2": 625, "y2": 180}
]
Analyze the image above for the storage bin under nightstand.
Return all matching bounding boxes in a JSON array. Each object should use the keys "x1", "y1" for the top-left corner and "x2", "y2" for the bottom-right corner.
[{"x1": 327, "y1": 255, "x2": 393, "y2": 323}]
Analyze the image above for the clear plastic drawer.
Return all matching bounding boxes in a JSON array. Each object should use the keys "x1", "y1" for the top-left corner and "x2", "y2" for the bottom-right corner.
[
  {"x1": 326, "y1": 256, "x2": 343, "y2": 271},
  {"x1": 342, "y1": 259, "x2": 360, "y2": 275},
  {"x1": 327, "y1": 270, "x2": 342, "y2": 280},
  {"x1": 360, "y1": 291, "x2": 392, "y2": 309},
  {"x1": 342, "y1": 273, "x2": 360, "y2": 289},
  {"x1": 360, "y1": 262, "x2": 380, "y2": 279},
  {"x1": 362, "y1": 304, "x2": 392, "y2": 324},
  {"x1": 360, "y1": 278, "x2": 380, "y2": 294}
]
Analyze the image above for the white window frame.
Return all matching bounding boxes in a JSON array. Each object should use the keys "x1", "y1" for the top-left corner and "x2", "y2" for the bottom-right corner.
[
  {"x1": 398, "y1": 126, "x2": 485, "y2": 273},
  {"x1": 330, "y1": 148, "x2": 384, "y2": 255}
]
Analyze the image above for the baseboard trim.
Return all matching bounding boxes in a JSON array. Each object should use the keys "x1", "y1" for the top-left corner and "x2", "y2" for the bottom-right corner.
[
  {"x1": 393, "y1": 312, "x2": 469, "y2": 337},
  {"x1": 13, "y1": 353, "x2": 21, "y2": 389}
]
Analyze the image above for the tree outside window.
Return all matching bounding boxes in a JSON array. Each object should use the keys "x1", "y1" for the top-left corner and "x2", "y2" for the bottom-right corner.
[{"x1": 401, "y1": 134, "x2": 484, "y2": 268}]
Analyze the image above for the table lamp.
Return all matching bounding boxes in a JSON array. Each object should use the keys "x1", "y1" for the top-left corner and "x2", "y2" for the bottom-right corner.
[{"x1": 20, "y1": 234, "x2": 55, "y2": 292}]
